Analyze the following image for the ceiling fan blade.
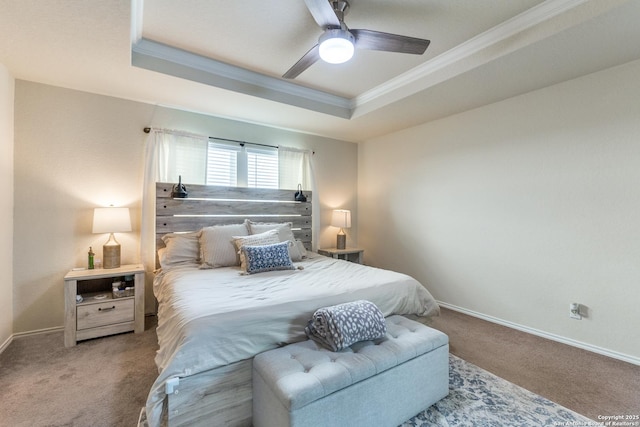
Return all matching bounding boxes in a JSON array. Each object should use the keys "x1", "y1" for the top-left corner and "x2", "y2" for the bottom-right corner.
[
  {"x1": 282, "y1": 45, "x2": 320, "y2": 79},
  {"x1": 352, "y1": 29, "x2": 430, "y2": 54},
  {"x1": 304, "y1": 0, "x2": 340, "y2": 28}
]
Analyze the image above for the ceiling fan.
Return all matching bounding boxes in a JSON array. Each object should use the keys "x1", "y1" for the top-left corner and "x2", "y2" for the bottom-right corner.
[{"x1": 283, "y1": 0, "x2": 431, "y2": 79}]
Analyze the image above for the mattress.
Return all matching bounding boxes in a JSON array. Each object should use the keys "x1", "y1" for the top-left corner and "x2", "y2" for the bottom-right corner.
[{"x1": 146, "y1": 253, "x2": 439, "y2": 426}]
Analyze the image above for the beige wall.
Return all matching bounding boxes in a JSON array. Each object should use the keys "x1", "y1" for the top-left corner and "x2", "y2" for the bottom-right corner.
[
  {"x1": 358, "y1": 59, "x2": 640, "y2": 363},
  {"x1": 13, "y1": 81, "x2": 357, "y2": 333},
  {"x1": 0, "y1": 63, "x2": 14, "y2": 348},
  {"x1": 14, "y1": 83, "x2": 149, "y2": 333}
]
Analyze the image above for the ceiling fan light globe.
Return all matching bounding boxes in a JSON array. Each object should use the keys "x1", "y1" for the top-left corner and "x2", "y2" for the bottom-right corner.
[{"x1": 319, "y1": 29, "x2": 355, "y2": 64}]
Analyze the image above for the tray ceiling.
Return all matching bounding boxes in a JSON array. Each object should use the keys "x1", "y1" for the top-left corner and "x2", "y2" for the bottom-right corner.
[{"x1": 1, "y1": 0, "x2": 639, "y2": 142}]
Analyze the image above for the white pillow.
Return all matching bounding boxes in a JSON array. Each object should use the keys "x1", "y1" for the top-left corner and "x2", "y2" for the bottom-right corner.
[
  {"x1": 292, "y1": 239, "x2": 308, "y2": 260},
  {"x1": 246, "y1": 220, "x2": 296, "y2": 243},
  {"x1": 200, "y1": 223, "x2": 249, "y2": 268},
  {"x1": 159, "y1": 231, "x2": 201, "y2": 268},
  {"x1": 245, "y1": 220, "x2": 308, "y2": 260},
  {"x1": 231, "y1": 229, "x2": 280, "y2": 271},
  {"x1": 157, "y1": 247, "x2": 168, "y2": 268}
]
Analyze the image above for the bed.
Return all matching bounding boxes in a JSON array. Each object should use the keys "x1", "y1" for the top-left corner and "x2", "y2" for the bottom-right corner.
[{"x1": 146, "y1": 183, "x2": 440, "y2": 427}]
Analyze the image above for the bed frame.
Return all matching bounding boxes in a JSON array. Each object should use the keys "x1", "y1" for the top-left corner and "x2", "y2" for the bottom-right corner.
[{"x1": 155, "y1": 182, "x2": 312, "y2": 427}]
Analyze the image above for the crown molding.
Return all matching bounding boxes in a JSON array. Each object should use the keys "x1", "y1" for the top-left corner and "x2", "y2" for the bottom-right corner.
[
  {"x1": 130, "y1": 0, "x2": 619, "y2": 121},
  {"x1": 352, "y1": 0, "x2": 591, "y2": 114},
  {"x1": 130, "y1": 0, "x2": 144, "y2": 45},
  {"x1": 131, "y1": 38, "x2": 352, "y2": 119}
]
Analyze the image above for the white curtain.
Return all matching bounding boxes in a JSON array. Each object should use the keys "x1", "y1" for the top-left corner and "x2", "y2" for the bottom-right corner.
[
  {"x1": 140, "y1": 129, "x2": 208, "y2": 284},
  {"x1": 279, "y1": 146, "x2": 317, "y2": 250},
  {"x1": 279, "y1": 146, "x2": 312, "y2": 190}
]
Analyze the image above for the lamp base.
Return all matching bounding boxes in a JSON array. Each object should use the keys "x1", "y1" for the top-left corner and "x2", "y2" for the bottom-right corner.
[
  {"x1": 336, "y1": 232, "x2": 346, "y2": 250},
  {"x1": 103, "y1": 233, "x2": 121, "y2": 269}
]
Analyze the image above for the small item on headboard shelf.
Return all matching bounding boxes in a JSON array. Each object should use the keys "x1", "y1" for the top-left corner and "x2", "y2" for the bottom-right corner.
[
  {"x1": 294, "y1": 184, "x2": 307, "y2": 202},
  {"x1": 171, "y1": 175, "x2": 188, "y2": 198}
]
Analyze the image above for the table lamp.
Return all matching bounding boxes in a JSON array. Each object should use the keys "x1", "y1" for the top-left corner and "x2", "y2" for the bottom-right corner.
[
  {"x1": 331, "y1": 209, "x2": 351, "y2": 250},
  {"x1": 93, "y1": 207, "x2": 131, "y2": 269}
]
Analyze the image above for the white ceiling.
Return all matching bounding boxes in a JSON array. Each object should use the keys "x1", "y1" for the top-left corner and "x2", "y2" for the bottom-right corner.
[{"x1": 1, "y1": 0, "x2": 639, "y2": 143}]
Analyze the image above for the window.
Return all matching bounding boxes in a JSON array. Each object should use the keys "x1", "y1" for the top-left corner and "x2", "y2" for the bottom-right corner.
[
  {"x1": 206, "y1": 141, "x2": 278, "y2": 189},
  {"x1": 206, "y1": 142, "x2": 239, "y2": 186},
  {"x1": 149, "y1": 130, "x2": 310, "y2": 190},
  {"x1": 247, "y1": 148, "x2": 278, "y2": 188}
]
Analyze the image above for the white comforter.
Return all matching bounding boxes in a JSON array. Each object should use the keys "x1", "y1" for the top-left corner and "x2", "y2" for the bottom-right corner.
[{"x1": 146, "y1": 254, "x2": 439, "y2": 426}]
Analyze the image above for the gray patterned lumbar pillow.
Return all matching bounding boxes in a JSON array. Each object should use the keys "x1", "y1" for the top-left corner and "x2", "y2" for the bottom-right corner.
[
  {"x1": 305, "y1": 300, "x2": 387, "y2": 351},
  {"x1": 241, "y1": 241, "x2": 295, "y2": 275}
]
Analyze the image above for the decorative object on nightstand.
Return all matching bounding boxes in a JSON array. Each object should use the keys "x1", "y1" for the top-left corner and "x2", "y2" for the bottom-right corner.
[
  {"x1": 63, "y1": 264, "x2": 145, "y2": 347},
  {"x1": 331, "y1": 209, "x2": 351, "y2": 250},
  {"x1": 88, "y1": 246, "x2": 95, "y2": 269},
  {"x1": 92, "y1": 206, "x2": 132, "y2": 269}
]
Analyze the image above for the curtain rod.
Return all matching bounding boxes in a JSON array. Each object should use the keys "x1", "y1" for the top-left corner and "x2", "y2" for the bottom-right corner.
[{"x1": 143, "y1": 127, "x2": 277, "y2": 150}]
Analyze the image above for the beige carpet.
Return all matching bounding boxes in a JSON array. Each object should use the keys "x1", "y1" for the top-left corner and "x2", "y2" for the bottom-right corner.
[
  {"x1": 1, "y1": 309, "x2": 637, "y2": 426},
  {"x1": 0, "y1": 316, "x2": 158, "y2": 427},
  {"x1": 429, "y1": 308, "x2": 640, "y2": 421}
]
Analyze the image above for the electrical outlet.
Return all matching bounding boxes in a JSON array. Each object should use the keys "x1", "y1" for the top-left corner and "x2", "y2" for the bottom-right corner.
[{"x1": 569, "y1": 303, "x2": 582, "y2": 320}]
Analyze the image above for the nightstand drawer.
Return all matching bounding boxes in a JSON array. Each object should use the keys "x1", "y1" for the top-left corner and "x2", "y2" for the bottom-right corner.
[{"x1": 77, "y1": 299, "x2": 134, "y2": 330}]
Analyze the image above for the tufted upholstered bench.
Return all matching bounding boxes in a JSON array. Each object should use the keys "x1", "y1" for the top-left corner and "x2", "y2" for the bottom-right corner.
[{"x1": 252, "y1": 315, "x2": 449, "y2": 427}]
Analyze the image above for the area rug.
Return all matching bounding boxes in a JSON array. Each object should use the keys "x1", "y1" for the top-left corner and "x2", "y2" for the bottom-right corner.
[
  {"x1": 401, "y1": 355, "x2": 594, "y2": 427},
  {"x1": 138, "y1": 354, "x2": 595, "y2": 427}
]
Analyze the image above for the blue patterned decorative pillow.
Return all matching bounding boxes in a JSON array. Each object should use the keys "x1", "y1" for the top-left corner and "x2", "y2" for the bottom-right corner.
[{"x1": 241, "y1": 241, "x2": 295, "y2": 274}]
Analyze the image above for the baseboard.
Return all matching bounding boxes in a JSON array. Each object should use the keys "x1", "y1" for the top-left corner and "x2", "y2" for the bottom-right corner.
[
  {"x1": 0, "y1": 328, "x2": 62, "y2": 354},
  {"x1": 437, "y1": 301, "x2": 640, "y2": 366},
  {"x1": 1, "y1": 326, "x2": 65, "y2": 354},
  {"x1": 12, "y1": 326, "x2": 64, "y2": 339},
  {"x1": 0, "y1": 334, "x2": 12, "y2": 354}
]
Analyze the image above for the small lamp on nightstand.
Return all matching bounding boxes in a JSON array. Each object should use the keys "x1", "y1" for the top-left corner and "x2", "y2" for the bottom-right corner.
[
  {"x1": 93, "y1": 206, "x2": 132, "y2": 269},
  {"x1": 331, "y1": 209, "x2": 351, "y2": 250}
]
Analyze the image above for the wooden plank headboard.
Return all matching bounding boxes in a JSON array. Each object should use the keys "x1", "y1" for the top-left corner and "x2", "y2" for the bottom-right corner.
[{"x1": 156, "y1": 182, "x2": 313, "y2": 252}]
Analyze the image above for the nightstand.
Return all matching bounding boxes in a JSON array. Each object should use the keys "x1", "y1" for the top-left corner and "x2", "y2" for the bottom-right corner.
[
  {"x1": 64, "y1": 264, "x2": 145, "y2": 347},
  {"x1": 318, "y1": 248, "x2": 364, "y2": 264}
]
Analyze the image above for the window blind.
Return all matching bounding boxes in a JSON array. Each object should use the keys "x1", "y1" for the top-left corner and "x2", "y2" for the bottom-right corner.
[
  {"x1": 206, "y1": 142, "x2": 239, "y2": 186},
  {"x1": 247, "y1": 147, "x2": 278, "y2": 188}
]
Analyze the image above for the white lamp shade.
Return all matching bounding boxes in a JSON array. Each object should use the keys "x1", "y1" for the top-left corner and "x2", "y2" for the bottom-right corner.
[
  {"x1": 92, "y1": 207, "x2": 132, "y2": 234},
  {"x1": 331, "y1": 209, "x2": 352, "y2": 229}
]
